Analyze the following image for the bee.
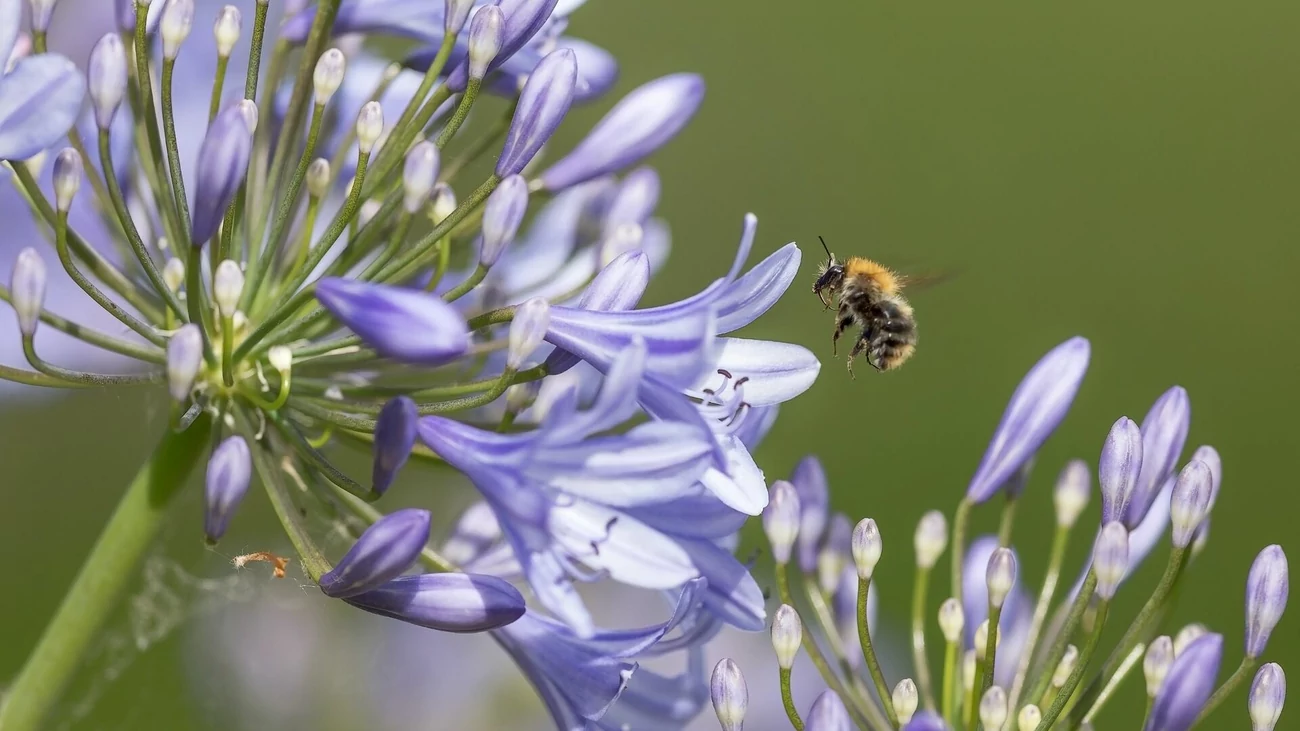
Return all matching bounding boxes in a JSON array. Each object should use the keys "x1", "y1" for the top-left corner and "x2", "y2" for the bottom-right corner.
[{"x1": 812, "y1": 236, "x2": 921, "y2": 377}]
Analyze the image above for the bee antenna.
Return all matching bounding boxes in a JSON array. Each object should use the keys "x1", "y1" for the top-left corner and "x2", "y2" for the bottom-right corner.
[{"x1": 818, "y1": 235, "x2": 833, "y2": 262}]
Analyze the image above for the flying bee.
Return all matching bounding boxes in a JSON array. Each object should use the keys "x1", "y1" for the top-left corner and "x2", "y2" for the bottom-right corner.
[{"x1": 812, "y1": 236, "x2": 945, "y2": 377}]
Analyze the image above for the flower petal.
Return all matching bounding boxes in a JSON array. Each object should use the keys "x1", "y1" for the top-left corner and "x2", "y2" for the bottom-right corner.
[
  {"x1": 343, "y1": 573, "x2": 526, "y2": 632},
  {"x1": 549, "y1": 499, "x2": 699, "y2": 590},
  {"x1": 0, "y1": 54, "x2": 86, "y2": 161},
  {"x1": 707, "y1": 338, "x2": 821, "y2": 406},
  {"x1": 315, "y1": 277, "x2": 471, "y2": 364}
]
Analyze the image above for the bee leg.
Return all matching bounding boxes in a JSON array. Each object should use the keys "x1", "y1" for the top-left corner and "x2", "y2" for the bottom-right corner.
[
  {"x1": 832, "y1": 307, "x2": 853, "y2": 356},
  {"x1": 851, "y1": 333, "x2": 881, "y2": 373}
]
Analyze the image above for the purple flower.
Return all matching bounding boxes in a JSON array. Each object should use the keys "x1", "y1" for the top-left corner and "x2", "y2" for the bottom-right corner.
[
  {"x1": 342, "y1": 572, "x2": 526, "y2": 632},
  {"x1": 903, "y1": 711, "x2": 952, "y2": 731},
  {"x1": 1099, "y1": 416, "x2": 1144, "y2": 526},
  {"x1": 190, "y1": 102, "x2": 252, "y2": 245},
  {"x1": 446, "y1": 0, "x2": 560, "y2": 91},
  {"x1": 315, "y1": 278, "x2": 471, "y2": 364},
  {"x1": 372, "y1": 396, "x2": 418, "y2": 495},
  {"x1": 1249, "y1": 663, "x2": 1286, "y2": 731},
  {"x1": 496, "y1": 48, "x2": 577, "y2": 177},
  {"x1": 204, "y1": 435, "x2": 252, "y2": 543},
  {"x1": 0, "y1": 13, "x2": 84, "y2": 161},
  {"x1": 790, "y1": 455, "x2": 830, "y2": 573},
  {"x1": 1144, "y1": 633, "x2": 1224, "y2": 731},
  {"x1": 538, "y1": 73, "x2": 705, "y2": 191},
  {"x1": 479, "y1": 174, "x2": 529, "y2": 267},
  {"x1": 1246, "y1": 544, "x2": 1289, "y2": 658},
  {"x1": 710, "y1": 657, "x2": 747, "y2": 731},
  {"x1": 965, "y1": 336, "x2": 1091, "y2": 504},
  {"x1": 806, "y1": 690, "x2": 852, "y2": 731},
  {"x1": 594, "y1": 646, "x2": 709, "y2": 729},
  {"x1": 1128, "y1": 386, "x2": 1191, "y2": 526},
  {"x1": 962, "y1": 536, "x2": 1033, "y2": 687},
  {"x1": 319, "y1": 509, "x2": 432, "y2": 598}
]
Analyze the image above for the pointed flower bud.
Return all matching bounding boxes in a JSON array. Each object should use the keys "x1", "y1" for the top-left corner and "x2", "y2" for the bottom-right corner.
[
  {"x1": 893, "y1": 679, "x2": 919, "y2": 724},
  {"x1": 938, "y1": 597, "x2": 964, "y2": 643},
  {"x1": 204, "y1": 435, "x2": 251, "y2": 543},
  {"x1": 1144, "y1": 635, "x2": 1175, "y2": 696},
  {"x1": 1018, "y1": 704, "x2": 1042, "y2": 731},
  {"x1": 313, "y1": 48, "x2": 346, "y2": 105},
  {"x1": 480, "y1": 174, "x2": 529, "y2": 266},
  {"x1": 318, "y1": 508, "x2": 431, "y2": 598},
  {"x1": 11, "y1": 248, "x2": 46, "y2": 338},
  {"x1": 212, "y1": 260, "x2": 243, "y2": 317},
  {"x1": 791, "y1": 455, "x2": 829, "y2": 573},
  {"x1": 29, "y1": 0, "x2": 57, "y2": 32},
  {"x1": 1053, "y1": 645, "x2": 1079, "y2": 687},
  {"x1": 914, "y1": 510, "x2": 948, "y2": 570},
  {"x1": 446, "y1": 0, "x2": 559, "y2": 92},
  {"x1": 315, "y1": 278, "x2": 471, "y2": 365},
  {"x1": 1174, "y1": 623, "x2": 1209, "y2": 656},
  {"x1": 213, "y1": 5, "x2": 241, "y2": 57},
  {"x1": 1249, "y1": 663, "x2": 1285, "y2": 731},
  {"x1": 1099, "y1": 416, "x2": 1144, "y2": 526},
  {"x1": 852, "y1": 518, "x2": 882, "y2": 580},
  {"x1": 466, "y1": 6, "x2": 504, "y2": 81},
  {"x1": 539, "y1": 74, "x2": 706, "y2": 191},
  {"x1": 88, "y1": 33, "x2": 128, "y2": 129},
  {"x1": 1129, "y1": 386, "x2": 1191, "y2": 525},
  {"x1": 166, "y1": 324, "x2": 203, "y2": 401},
  {"x1": 1169, "y1": 460, "x2": 1213, "y2": 549},
  {"x1": 306, "y1": 158, "x2": 331, "y2": 199},
  {"x1": 818, "y1": 514, "x2": 851, "y2": 593},
  {"x1": 51, "y1": 147, "x2": 81, "y2": 212},
  {"x1": 965, "y1": 336, "x2": 1091, "y2": 504},
  {"x1": 986, "y1": 547, "x2": 1017, "y2": 609},
  {"x1": 160, "y1": 0, "x2": 194, "y2": 59},
  {"x1": 430, "y1": 183, "x2": 456, "y2": 223},
  {"x1": 191, "y1": 104, "x2": 252, "y2": 245},
  {"x1": 710, "y1": 658, "x2": 748, "y2": 731},
  {"x1": 506, "y1": 297, "x2": 549, "y2": 370},
  {"x1": 343, "y1": 572, "x2": 525, "y2": 632},
  {"x1": 402, "y1": 141, "x2": 439, "y2": 214},
  {"x1": 1145, "y1": 633, "x2": 1223, "y2": 731},
  {"x1": 496, "y1": 48, "x2": 576, "y2": 177},
  {"x1": 444, "y1": 0, "x2": 474, "y2": 34},
  {"x1": 355, "y1": 101, "x2": 384, "y2": 154},
  {"x1": 267, "y1": 345, "x2": 291, "y2": 373},
  {"x1": 763, "y1": 481, "x2": 800, "y2": 565},
  {"x1": 372, "y1": 396, "x2": 418, "y2": 495},
  {"x1": 771, "y1": 604, "x2": 801, "y2": 669},
  {"x1": 236, "y1": 99, "x2": 258, "y2": 134},
  {"x1": 163, "y1": 258, "x2": 184, "y2": 293},
  {"x1": 1054, "y1": 458, "x2": 1091, "y2": 528},
  {"x1": 1093, "y1": 520, "x2": 1130, "y2": 601},
  {"x1": 1246, "y1": 545, "x2": 1289, "y2": 658},
  {"x1": 979, "y1": 686, "x2": 1008, "y2": 731},
  {"x1": 807, "y1": 691, "x2": 850, "y2": 731}
]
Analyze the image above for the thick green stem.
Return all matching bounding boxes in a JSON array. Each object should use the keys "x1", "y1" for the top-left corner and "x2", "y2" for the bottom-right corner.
[
  {"x1": 780, "y1": 667, "x2": 805, "y2": 731},
  {"x1": 911, "y1": 566, "x2": 938, "y2": 711},
  {"x1": 0, "y1": 417, "x2": 212, "y2": 731},
  {"x1": 857, "y1": 577, "x2": 899, "y2": 727},
  {"x1": 974, "y1": 604, "x2": 1002, "y2": 731}
]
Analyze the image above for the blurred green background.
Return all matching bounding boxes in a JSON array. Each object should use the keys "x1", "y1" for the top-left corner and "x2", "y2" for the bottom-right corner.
[{"x1": 3, "y1": 0, "x2": 1299, "y2": 728}]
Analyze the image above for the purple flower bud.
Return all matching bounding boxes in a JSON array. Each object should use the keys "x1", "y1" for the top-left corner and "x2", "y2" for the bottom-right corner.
[
  {"x1": 986, "y1": 547, "x2": 1017, "y2": 609},
  {"x1": 372, "y1": 396, "x2": 418, "y2": 496},
  {"x1": 319, "y1": 508, "x2": 431, "y2": 598},
  {"x1": 480, "y1": 174, "x2": 529, "y2": 266},
  {"x1": 204, "y1": 436, "x2": 251, "y2": 543},
  {"x1": 902, "y1": 711, "x2": 950, "y2": 731},
  {"x1": 11, "y1": 247, "x2": 46, "y2": 337},
  {"x1": 1144, "y1": 635, "x2": 1175, "y2": 696},
  {"x1": 852, "y1": 518, "x2": 882, "y2": 580},
  {"x1": 807, "y1": 690, "x2": 851, "y2": 731},
  {"x1": 603, "y1": 167, "x2": 661, "y2": 231},
  {"x1": 539, "y1": 73, "x2": 706, "y2": 191},
  {"x1": 314, "y1": 278, "x2": 471, "y2": 365},
  {"x1": 1128, "y1": 386, "x2": 1190, "y2": 526},
  {"x1": 1249, "y1": 663, "x2": 1285, "y2": 731},
  {"x1": 446, "y1": 0, "x2": 559, "y2": 92},
  {"x1": 343, "y1": 572, "x2": 526, "y2": 632},
  {"x1": 445, "y1": 0, "x2": 474, "y2": 34},
  {"x1": 466, "y1": 5, "x2": 504, "y2": 81},
  {"x1": 1246, "y1": 545, "x2": 1289, "y2": 658},
  {"x1": 166, "y1": 324, "x2": 203, "y2": 401},
  {"x1": 1143, "y1": 633, "x2": 1223, "y2": 731},
  {"x1": 190, "y1": 104, "x2": 252, "y2": 245},
  {"x1": 1099, "y1": 416, "x2": 1143, "y2": 526},
  {"x1": 88, "y1": 33, "x2": 128, "y2": 129},
  {"x1": 160, "y1": 0, "x2": 195, "y2": 60},
  {"x1": 1093, "y1": 521, "x2": 1130, "y2": 601},
  {"x1": 402, "y1": 141, "x2": 439, "y2": 213},
  {"x1": 495, "y1": 48, "x2": 576, "y2": 178},
  {"x1": 506, "y1": 297, "x2": 549, "y2": 370},
  {"x1": 355, "y1": 100, "x2": 384, "y2": 154},
  {"x1": 710, "y1": 658, "x2": 747, "y2": 731},
  {"x1": 51, "y1": 147, "x2": 82, "y2": 213},
  {"x1": 771, "y1": 604, "x2": 801, "y2": 669},
  {"x1": 763, "y1": 481, "x2": 800, "y2": 565},
  {"x1": 1169, "y1": 460, "x2": 1213, "y2": 549},
  {"x1": 790, "y1": 455, "x2": 829, "y2": 573},
  {"x1": 965, "y1": 336, "x2": 1091, "y2": 504}
]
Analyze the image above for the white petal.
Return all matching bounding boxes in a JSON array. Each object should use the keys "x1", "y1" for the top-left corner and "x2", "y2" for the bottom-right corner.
[
  {"x1": 549, "y1": 501, "x2": 698, "y2": 589},
  {"x1": 709, "y1": 338, "x2": 820, "y2": 406}
]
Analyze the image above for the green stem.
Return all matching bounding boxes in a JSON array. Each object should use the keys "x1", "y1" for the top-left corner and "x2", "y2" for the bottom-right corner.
[
  {"x1": 0, "y1": 285, "x2": 162, "y2": 362},
  {"x1": 435, "y1": 78, "x2": 481, "y2": 148},
  {"x1": 857, "y1": 577, "x2": 899, "y2": 727},
  {"x1": 1080, "y1": 641, "x2": 1146, "y2": 725},
  {"x1": 997, "y1": 495, "x2": 1018, "y2": 546},
  {"x1": 1191, "y1": 657, "x2": 1256, "y2": 728},
  {"x1": 780, "y1": 667, "x2": 805, "y2": 731},
  {"x1": 951, "y1": 498, "x2": 972, "y2": 607},
  {"x1": 941, "y1": 639, "x2": 959, "y2": 726},
  {"x1": 975, "y1": 604, "x2": 1003, "y2": 731},
  {"x1": 209, "y1": 55, "x2": 230, "y2": 122},
  {"x1": 911, "y1": 566, "x2": 938, "y2": 711},
  {"x1": 1008, "y1": 525, "x2": 1071, "y2": 711},
  {"x1": 0, "y1": 417, "x2": 212, "y2": 731},
  {"x1": 243, "y1": 1, "x2": 270, "y2": 100},
  {"x1": 53, "y1": 209, "x2": 164, "y2": 346},
  {"x1": 1024, "y1": 570, "x2": 1098, "y2": 707},
  {"x1": 160, "y1": 58, "x2": 192, "y2": 242},
  {"x1": 1035, "y1": 602, "x2": 1110, "y2": 730},
  {"x1": 442, "y1": 264, "x2": 489, "y2": 303}
]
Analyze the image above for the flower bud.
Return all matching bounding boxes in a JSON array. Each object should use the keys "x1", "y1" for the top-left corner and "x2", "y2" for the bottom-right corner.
[
  {"x1": 986, "y1": 547, "x2": 1017, "y2": 609},
  {"x1": 710, "y1": 658, "x2": 747, "y2": 731},
  {"x1": 1092, "y1": 520, "x2": 1130, "y2": 601},
  {"x1": 237, "y1": 98, "x2": 258, "y2": 133},
  {"x1": 466, "y1": 5, "x2": 504, "y2": 81},
  {"x1": 914, "y1": 510, "x2": 948, "y2": 570},
  {"x1": 1129, "y1": 385, "x2": 1190, "y2": 526},
  {"x1": 807, "y1": 691, "x2": 850, "y2": 731},
  {"x1": 444, "y1": 0, "x2": 474, "y2": 34},
  {"x1": 166, "y1": 324, "x2": 204, "y2": 401},
  {"x1": 1246, "y1": 544, "x2": 1289, "y2": 658},
  {"x1": 313, "y1": 48, "x2": 346, "y2": 105},
  {"x1": 1053, "y1": 458, "x2": 1091, "y2": 528},
  {"x1": 817, "y1": 513, "x2": 851, "y2": 593},
  {"x1": 1174, "y1": 623, "x2": 1208, "y2": 656},
  {"x1": 28, "y1": 0, "x2": 57, "y2": 32},
  {"x1": 1148, "y1": 633, "x2": 1223, "y2": 731},
  {"x1": 497, "y1": 48, "x2": 576, "y2": 177},
  {"x1": 1099, "y1": 416, "x2": 1143, "y2": 526},
  {"x1": 444, "y1": 0, "x2": 557, "y2": 91},
  {"x1": 978, "y1": 686, "x2": 1008, "y2": 731},
  {"x1": 204, "y1": 435, "x2": 251, "y2": 543},
  {"x1": 314, "y1": 278, "x2": 471, "y2": 365},
  {"x1": 604, "y1": 167, "x2": 661, "y2": 231},
  {"x1": 306, "y1": 158, "x2": 331, "y2": 199},
  {"x1": 267, "y1": 345, "x2": 292, "y2": 373},
  {"x1": 402, "y1": 141, "x2": 439, "y2": 214},
  {"x1": 1017, "y1": 704, "x2": 1042, "y2": 731},
  {"x1": 11, "y1": 248, "x2": 46, "y2": 337},
  {"x1": 163, "y1": 258, "x2": 184, "y2": 293},
  {"x1": 191, "y1": 104, "x2": 253, "y2": 245},
  {"x1": 51, "y1": 148, "x2": 81, "y2": 213},
  {"x1": 893, "y1": 678, "x2": 918, "y2": 724},
  {"x1": 88, "y1": 33, "x2": 128, "y2": 129},
  {"x1": 771, "y1": 604, "x2": 801, "y2": 670},
  {"x1": 160, "y1": 0, "x2": 194, "y2": 59},
  {"x1": 852, "y1": 518, "x2": 882, "y2": 580},
  {"x1": 790, "y1": 456, "x2": 830, "y2": 573},
  {"x1": 1144, "y1": 635, "x2": 1174, "y2": 697},
  {"x1": 213, "y1": 5, "x2": 241, "y2": 57},
  {"x1": 318, "y1": 508, "x2": 432, "y2": 598},
  {"x1": 355, "y1": 101, "x2": 384, "y2": 155},
  {"x1": 343, "y1": 573, "x2": 526, "y2": 632},
  {"x1": 1053, "y1": 645, "x2": 1079, "y2": 688},
  {"x1": 502, "y1": 298, "x2": 551, "y2": 372},
  {"x1": 212, "y1": 259, "x2": 243, "y2": 317},
  {"x1": 1169, "y1": 460, "x2": 1213, "y2": 549},
  {"x1": 430, "y1": 183, "x2": 456, "y2": 223},
  {"x1": 1249, "y1": 663, "x2": 1285, "y2": 731},
  {"x1": 479, "y1": 176, "x2": 529, "y2": 268},
  {"x1": 974, "y1": 620, "x2": 998, "y2": 660},
  {"x1": 372, "y1": 396, "x2": 418, "y2": 496},
  {"x1": 938, "y1": 597, "x2": 964, "y2": 643},
  {"x1": 763, "y1": 481, "x2": 801, "y2": 566}
]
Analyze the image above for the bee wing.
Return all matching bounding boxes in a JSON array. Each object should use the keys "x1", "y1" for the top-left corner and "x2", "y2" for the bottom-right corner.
[{"x1": 898, "y1": 267, "x2": 962, "y2": 293}]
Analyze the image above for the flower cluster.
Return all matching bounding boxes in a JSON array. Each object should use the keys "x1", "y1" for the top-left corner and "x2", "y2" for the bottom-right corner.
[
  {"x1": 0, "y1": 1, "x2": 819, "y2": 729},
  {"x1": 713, "y1": 337, "x2": 1290, "y2": 731}
]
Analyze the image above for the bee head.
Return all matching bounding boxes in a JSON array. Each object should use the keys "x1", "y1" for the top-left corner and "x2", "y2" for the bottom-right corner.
[{"x1": 813, "y1": 235, "x2": 844, "y2": 296}]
